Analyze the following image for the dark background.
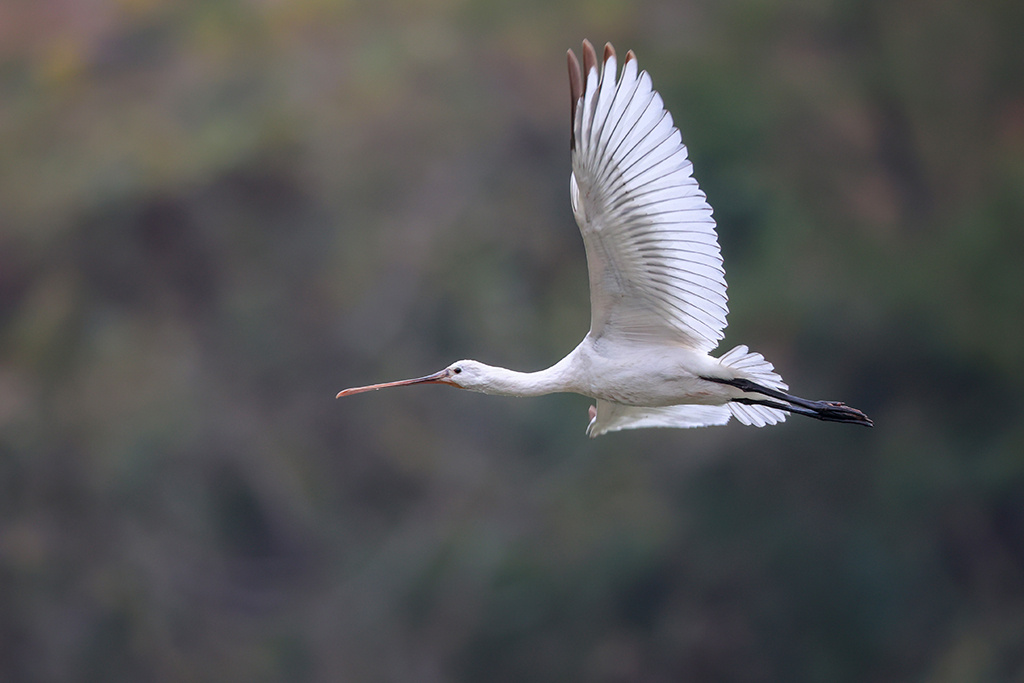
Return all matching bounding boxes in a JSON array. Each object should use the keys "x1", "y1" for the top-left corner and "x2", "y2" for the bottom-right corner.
[{"x1": 2, "y1": 0, "x2": 1023, "y2": 680}]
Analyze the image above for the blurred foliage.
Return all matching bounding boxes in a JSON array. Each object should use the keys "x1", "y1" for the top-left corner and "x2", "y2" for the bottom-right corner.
[{"x1": 1, "y1": 0, "x2": 1023, "y2": 680}]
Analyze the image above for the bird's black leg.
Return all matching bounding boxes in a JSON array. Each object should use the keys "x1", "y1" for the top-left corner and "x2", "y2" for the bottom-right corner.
[{"x1": 702, "y1": 376, "x2": 874, "y2": 427}]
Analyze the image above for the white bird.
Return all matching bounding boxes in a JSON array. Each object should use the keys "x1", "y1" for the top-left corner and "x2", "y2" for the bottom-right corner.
[{"x1": 338, "y1": 41, "x2": 872, "y2": 436}]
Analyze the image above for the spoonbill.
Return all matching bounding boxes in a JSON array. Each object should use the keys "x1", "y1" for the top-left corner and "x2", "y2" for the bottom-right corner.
[{"x1": 338, "y1": 41, "x2": 873, "y2": 436}]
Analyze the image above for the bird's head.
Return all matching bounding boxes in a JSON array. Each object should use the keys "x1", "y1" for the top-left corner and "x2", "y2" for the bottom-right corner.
[
  {"x1": 335, "y1": 360, "x2": 490, "y2": 398},
  {"x1": 441, "y1": 360, "x2": 492, "y2": 391}
]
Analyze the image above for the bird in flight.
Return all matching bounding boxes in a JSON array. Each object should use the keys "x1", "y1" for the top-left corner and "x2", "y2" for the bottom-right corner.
[{"x1": 338, "y1": 41, "x2": 873, "y2": 436}]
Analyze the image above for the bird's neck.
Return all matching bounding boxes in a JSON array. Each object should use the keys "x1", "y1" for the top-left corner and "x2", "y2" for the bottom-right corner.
[{"x1": 477, "y1": 356, "x2": 577, "y2": 397}]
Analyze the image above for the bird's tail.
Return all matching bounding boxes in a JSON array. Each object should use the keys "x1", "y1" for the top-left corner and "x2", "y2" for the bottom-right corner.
[
  {"x1": 718, "y1": 345, "x2": 788, "y2": 427},
  {"x1": 714, "y1": 344, "x2": 873, "y2": 427}
]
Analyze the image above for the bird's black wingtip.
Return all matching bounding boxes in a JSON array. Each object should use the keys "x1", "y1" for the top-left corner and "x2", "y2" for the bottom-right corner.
[{"x1": 567, "y1": 48, "x2": 582, "y2": 150}]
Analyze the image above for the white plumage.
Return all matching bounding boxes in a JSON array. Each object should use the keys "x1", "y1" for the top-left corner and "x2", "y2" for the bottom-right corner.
[
  {"x1": 570, "y1": 46, "x2": 726, "y2": 352},
  {"x1": 338, "y1": 41, "x2": 872, "y2": 436}
]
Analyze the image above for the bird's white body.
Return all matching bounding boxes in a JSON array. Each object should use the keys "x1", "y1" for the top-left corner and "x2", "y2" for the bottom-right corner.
[
  {"x1": 447, "y1": 341, "x2": 727, "y2": 405},
  {"x1": 439, "y1": 337, "x2": 789, "y2": 436},
  {"x1": 337, "y1": 41, "x2": 872, "y2": 436}
]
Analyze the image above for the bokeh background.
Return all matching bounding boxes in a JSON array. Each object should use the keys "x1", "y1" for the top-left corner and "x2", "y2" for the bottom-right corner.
[{"x1": 2, "y1": 0, "x2": 1023, "y2": 680}]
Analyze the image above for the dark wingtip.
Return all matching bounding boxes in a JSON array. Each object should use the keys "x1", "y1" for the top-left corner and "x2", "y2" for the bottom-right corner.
[
  {"x1": 625, "y1": 49, "x2": 636, "y2": 63},
  {"x1": 582, "y1": 39, "x2": 597, "y2": 80},
  {"x1": 603, "y1": 42, "x2": 615, "y2": 63},
  {"x1": 567, "y1": 48, "x2": 582, "y2": 150}
]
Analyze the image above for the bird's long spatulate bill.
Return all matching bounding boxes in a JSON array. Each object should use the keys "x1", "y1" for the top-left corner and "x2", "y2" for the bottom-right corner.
[{"x1": 336, "y1": 369, "x2": 450, "y2": 398}]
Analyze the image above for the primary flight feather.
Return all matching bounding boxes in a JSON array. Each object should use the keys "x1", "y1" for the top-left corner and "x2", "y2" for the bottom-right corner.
[{"x1": 338, "y1": 41, "x2": 873, "y2": 436}]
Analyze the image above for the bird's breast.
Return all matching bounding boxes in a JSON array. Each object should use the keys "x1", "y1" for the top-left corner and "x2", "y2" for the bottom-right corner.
[{"x1": 572, "y1": 341, "x2": 732, "y2": 407}]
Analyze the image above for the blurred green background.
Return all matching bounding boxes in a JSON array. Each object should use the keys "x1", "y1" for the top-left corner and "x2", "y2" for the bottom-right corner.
[{"x1": 2, "y1": 0, "x2": 1023, "y2": 680}]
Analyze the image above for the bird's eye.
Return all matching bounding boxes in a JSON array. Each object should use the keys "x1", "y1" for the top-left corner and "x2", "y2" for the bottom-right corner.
[{"x1": 453, "y1": 366, "x2": 462, "y2": 374}]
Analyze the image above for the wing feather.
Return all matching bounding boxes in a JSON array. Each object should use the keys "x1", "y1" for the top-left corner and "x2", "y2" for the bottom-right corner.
[
  {"x1": 587, "y1": 400, "x2": 732, "y2": 437},
  {"x1": 569, "y1": 41, "x2": 728, "y2": 351}
]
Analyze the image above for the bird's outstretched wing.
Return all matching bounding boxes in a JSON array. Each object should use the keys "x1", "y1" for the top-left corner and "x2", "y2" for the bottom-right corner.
[
  {"x1": 587, "y1": 400, "x2": 732, "y2": 437},
  {"x1": 568, "y1": 41, "x2": 728, "y2": 352}
]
